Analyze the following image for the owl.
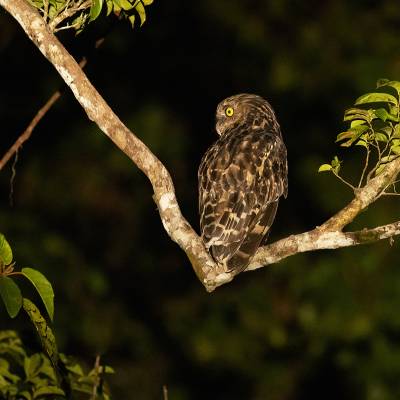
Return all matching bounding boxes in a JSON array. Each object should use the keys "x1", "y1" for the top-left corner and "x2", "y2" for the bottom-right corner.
[{"x1": 198, "y1": 93, "x2": 288, "y2": 274}]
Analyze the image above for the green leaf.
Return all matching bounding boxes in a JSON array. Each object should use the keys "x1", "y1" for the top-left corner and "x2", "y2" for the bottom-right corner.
[
  {"x1": 21, "y1": 268, "x2": 54, "y2": 321},
  {"x1": 393, "y1": 124, "x2": 400, "y2": 139},
  {"x1": 0, "y1": 234, "x2": 13, "y2": 266},
  {"x1": 112, "y1": 0, "x2": 121, "y2": 14},
  {"x1": 38, "y1": 359, "x2": 58, "y2": 382},
  {"x1": 59, "y1": 354, "x2": 84, "y2": 376},
  {"x1": 331, "y1": 156, "x2": 341, "y2": 174},
  {"x1": 337, "y1": 125, "x2": 369, "y2": 147},
  {"x1": 344, "y1": 108, "x2": 371, "y2": 122},
  {"x1": 374, "y1": 107, "x2": 399, "y2": 122},
  {"x1": 376, "y1": 78, "x2": 390, "y2": 88},
  {"x1": 380, "y1": 80, "x2": 400, "y2": 94},
  {"x1": 33, "y1": 385, "x2": 65, "y2": 397},
  {"x1": 350, "y1": 119, "x2": 366, "y2": 128},
  {"x1": 135, "y1": 1, "x2": 146, "y2": 25},
  {"x1": 103, "y1": 365, "x2": 115, "y2": 374},
  {"x1": 24, "y1": 353, "x2": 43, "y2": 380},
  {"x1": 355, "y1": 92, "x2": 398, "y2": 106},
  {"x1": 72, "y1": 382, "x2": 94, "y2": 395},
  {"x1": 318, "y1": 164, "x2": 332, "y2": 172},
  {"x1": 22, "y1": 299, "x2": 59, "y2": 368},
  {"x1": 374, "y1": 132, "x2": 388, "y2": 142},
  {"x1": 90, "y1": 0, "x2": 103, "y2": 21},
  {"x1": 18, "y1": 391, "x2": 32, "y2": 400},
  {"x1": 355, "y1": 140, "x2": 368, "y2": 148},
  {"x1": 0, "y1": 330, "x2": 19, "y2": 341},
  {"x1": 114, "y1": 0, "x2": 134, "y2": 10},
  {"x1": 142, "y1": 0, "x2": 153, "y2": 4},
  {"x1": 391, "y1": 138, "x2": 400, "y2": 147},
  {"x1": 336, "y1": 125, "x2": 369, "y2": 145},
  {"x1": 332, "y1": 156, "x2": 340, "y2": 167},
  {"x1": 0, "y1": 277, "x2": 22, "y2": 318},
  {"x1": 374, "y1": 108, "x2": 390, "y2": 121},
  {"x1": 391, "y1": 145, "x2": 400, "y2": 155},
  {"x1": 105, "y1": 0, "x2": 113, "y2": 15},
  {"x1": 0, "y1": 359, "x2": 20, "y2": 384},
  {"x1": 128, "y1": 14, "x2": 136, "y2": 27},
  {"x1": 336, "y1": 131, "x2": 356, "y2": 142}
]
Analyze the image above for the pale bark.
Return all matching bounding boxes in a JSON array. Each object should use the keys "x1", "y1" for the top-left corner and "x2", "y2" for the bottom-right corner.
[{"x1": 1, "y1": 0, "x2": 400, "y2": 292}]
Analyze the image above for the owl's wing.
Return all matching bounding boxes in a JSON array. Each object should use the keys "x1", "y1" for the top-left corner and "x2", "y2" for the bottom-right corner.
[{"x1": 198, "y1": 128, "x2": 287, "y2": 273}]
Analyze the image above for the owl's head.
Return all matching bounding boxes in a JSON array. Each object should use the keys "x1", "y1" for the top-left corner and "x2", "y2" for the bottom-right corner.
[{"x1": 215, "y1": 93, "x2": 279, "y2": 136}]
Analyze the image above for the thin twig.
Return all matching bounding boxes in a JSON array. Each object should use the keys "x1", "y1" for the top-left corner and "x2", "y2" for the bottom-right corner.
[
  {"x1": 91, "y1": 355, "x2": 101, "y2": 400},
  {"x1": 49, "y1": 0, "x2": 90, "y2": 32},
  {"x1": 54, "y1": 18, "x2": 84, "y2": 32},
  {"x1": 375, "y1": 137, "x2": 382, "y2": 162},
  {"x1": 163, "y1": 385, "x2": 168, "y2": 400},
  {"x1": 359, "y1": 146, "x2": 370, "y2": 187},
  {"x1": 43, "y1": 0, "x2": 49, "y2": 22},
  {"x1": 332, "y1": 170, "x2": 356, "y2": 191},
  {"x1": 0, "y1": 91, "x2": 61, "y2": 171},
  {"x1": 50, "y1": 0, "x2": 71, "y2": 23},
  {"x1": 381, "y1": 128, "x2": 392, "y2": 156},
  {"x1": 383, "y1": 177, "x2": 400, "y2": 195},
  {"x1": 9, "y1": 149, "x2": 18, "y2": 205},
  {"x1": 0, "y1": 40, "x2": 101, "y2": 172},
  {"x1": 366, "y1": 137, "x2": 386, "y2": 181}
]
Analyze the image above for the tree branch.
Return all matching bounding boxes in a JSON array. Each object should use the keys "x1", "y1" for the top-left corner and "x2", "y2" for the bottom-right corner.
[
  {"x1": 0, "y1": 0, "x2": 224, "y2": 292},
  {"x1": 0, "y1": 91, "x2": 61, "y2": 171},
  {"x1": 0, "y1": 38, "x2": 104, "y2": 172},
  {"x1": 320, "y1": 157, "x2": 400, "y2": 231},
  {"x1": 48, "y1": 0, "x2": 90, "y2": 32},
  {"x1": 2, "y1": 0, "x2": 400, "y2": 292},
  {"x1": 249, "y1": 220, "x2": 400, "y2": 270}
]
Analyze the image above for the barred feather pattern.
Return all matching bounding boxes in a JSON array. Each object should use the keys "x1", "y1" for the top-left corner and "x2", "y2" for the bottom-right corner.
[{"x1": 198, "y1": 94, "x2": 288, "y2": 274}]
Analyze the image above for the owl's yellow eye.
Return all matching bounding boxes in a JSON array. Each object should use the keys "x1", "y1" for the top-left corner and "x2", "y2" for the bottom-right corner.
[{"x1": 225, "y1": 107, "x2": 234, "y2": 117}]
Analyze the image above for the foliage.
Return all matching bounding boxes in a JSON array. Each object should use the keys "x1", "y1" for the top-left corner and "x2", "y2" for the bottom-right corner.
[
  {"x1": 0, "y1": 330, "x2": 114, "y2": 399},
  {"x1": 0, "y1": 233, "x2": 54, "y2": 321},
  {"x1": 0, "y1": 234, "x2": 114, "y2": 399},
  {"x1": 319, "y1": 80, "x2": 400, "y2": 191},
  {"x1": 27, "y1": 0, "x2": 154, "y2": 32}
]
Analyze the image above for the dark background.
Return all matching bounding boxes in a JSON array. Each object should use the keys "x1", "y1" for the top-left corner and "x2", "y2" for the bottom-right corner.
[{"x1": 1, "y1": 1, "x2": 400, "y2": 399}]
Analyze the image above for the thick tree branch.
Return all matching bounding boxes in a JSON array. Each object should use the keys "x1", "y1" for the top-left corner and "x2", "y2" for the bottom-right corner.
[
  {"x1": 2, "y1": 0, "x2": 400, "y2": 292},
  {"x1": 0, "y1": 0, "x2": 225, "y2": 292},
  {"x1": 250, "y1": 220, "x2": 400, "y2": 270}
]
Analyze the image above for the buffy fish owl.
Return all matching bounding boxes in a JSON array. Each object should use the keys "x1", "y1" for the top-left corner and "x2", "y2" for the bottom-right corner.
[{"x1": 198, "y1": 94, "x2": 288, "y2": 274}]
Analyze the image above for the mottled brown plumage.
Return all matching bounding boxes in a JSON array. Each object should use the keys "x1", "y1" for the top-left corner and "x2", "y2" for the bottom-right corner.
[{"x1": 198, "y1": 94, "x2": 288, "y2": 274}]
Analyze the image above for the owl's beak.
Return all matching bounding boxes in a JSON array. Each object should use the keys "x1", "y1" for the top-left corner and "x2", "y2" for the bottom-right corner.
[{"x1": 215, "y1": 120, "x2": 223, "y2": 136}]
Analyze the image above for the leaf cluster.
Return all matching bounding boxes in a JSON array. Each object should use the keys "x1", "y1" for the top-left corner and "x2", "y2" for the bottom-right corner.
[
  {"x1": 91, "y1": 0, "x2": 154, "y2": 28},
  {"x1": 319, "y1": 80, "x2": 400, "y2": 190},
  {"x1": 0, "y1": 234, "x2": 114, "y2": 399},
  {"x1": 27, "y1": 0, "x2": 154, "y2": 33},
  {"x1": 0, "y1": 234, "x2": 54, "y2": 322},
  {"x1": 0, "y1": 331, "x2": 114, "y2": 399}
]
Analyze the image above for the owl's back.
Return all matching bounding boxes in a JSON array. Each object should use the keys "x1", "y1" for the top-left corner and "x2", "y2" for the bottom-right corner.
[{"x1": 198, "y1": 124, "x2": 287, "y2": 273}]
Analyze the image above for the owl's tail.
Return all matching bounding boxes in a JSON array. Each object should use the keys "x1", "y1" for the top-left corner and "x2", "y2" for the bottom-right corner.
[{"x1": 226, "y1": 201, "x2": 279, "y2": 274}]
